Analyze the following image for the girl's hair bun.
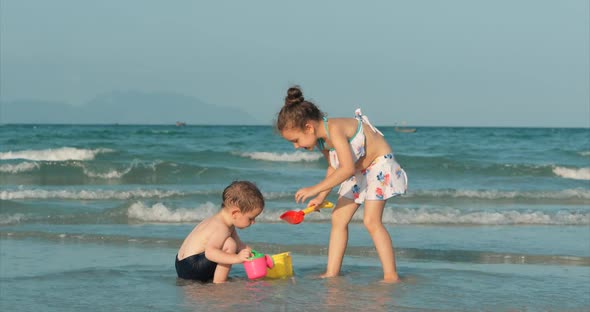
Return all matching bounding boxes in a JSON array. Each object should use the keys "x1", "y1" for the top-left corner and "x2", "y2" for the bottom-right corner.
[{"x1": 285, "y1": 86, "x2": 304, "y2": 106}]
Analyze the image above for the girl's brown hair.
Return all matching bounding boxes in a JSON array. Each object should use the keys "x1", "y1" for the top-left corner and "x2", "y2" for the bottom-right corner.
[{"x1": 276, "y1": 86, "x2": 324, "y2": 131}]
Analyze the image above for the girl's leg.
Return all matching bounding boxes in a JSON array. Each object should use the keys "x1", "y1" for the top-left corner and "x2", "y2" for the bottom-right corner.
[
  {"x1": 212, "y1": 236, "x2": 237, "y2": 283},
  {"x1": 363, "y1": 200, "x2": 399, "y2": 282},
  {"x1": 321, "y1": 197, "x2": 359, "y2": 278}
]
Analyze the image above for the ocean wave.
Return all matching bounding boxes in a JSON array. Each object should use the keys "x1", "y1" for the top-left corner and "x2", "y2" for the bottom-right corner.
[
  {"x1": 406, "y1": 155, "x2": 590, "y2": 180},
  {"x1": 0, "y1": 162, "x2": 40, "y2": 173},
  {"x1": 75, "y1": 160, "x2": 160, "y2": 180},
  {"x1": 126, "y1": 201, "x2": 284, "y2": 223},
  {"x1": 0, "y1": 188, "x2": 189, "y2": 200},
  {"x1": 238, "y1": 151, "x2": 323, "y2": 162},
  {"x1": 122, "y1": 202, "x2": 589, "y2": 225},
  {"x1": 0, "y1": 187, "x2": 289, "y2": 201},
  {"x1": 77, "y1": 160, "x2": 229, "y2": 181},
  {"x1": 262, "y1": 191, "x2": 294, "y2": 200},
  {"x1": 279, "y1": 207, "x2": 589, "y2": 225},
  {"x1": 77, "y1": 160, "x2": 150, "y2": 179},
  {"x1": 0, "y1": 147, "x2": 113, "y2": 161},
  {"x1": 0, "y1": 159, "x2": 220, "y2": 183},
  {"x1": 2, "y1": 205, "x2": 587, "y2": 226},
  {"x1": 127, "y1": 201, "x2": 218, "y2": 222},
  {"x1": 0, "y1": 213, "x2": 27, "y2": 225},
  {"x1": 2, "y1": 187, "x2": 586, "y2": 202},
  {"x1": 0, "y1": 160, "x2": 136, "y2": 180},
  {"x1": 379, "y1": 208, "x2": 589, "y2": 225},
  {"x1": 552, "y1": 166, "x2": 590, "y2": 180},
  {"x1": 409, "y1": 188, "x2": 590, "y2": 201},
  {"x1": 579, "y1": 151, "x2": 590, "y2": 156},
  {"x1": 261, "y1": 207, "x2": 589, "y2": 225}
]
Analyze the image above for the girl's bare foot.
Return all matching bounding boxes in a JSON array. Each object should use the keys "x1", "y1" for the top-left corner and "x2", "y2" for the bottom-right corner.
[
  {"x1": 381, "y1": 273, "x2": 401, "y2": 283},
  {"x1": 319, "y1": 272, "x2": 339, "y2": 279}
]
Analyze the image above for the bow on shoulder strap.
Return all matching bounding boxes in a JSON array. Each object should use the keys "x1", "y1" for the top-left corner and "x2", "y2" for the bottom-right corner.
[{"x1": 355, "y1": 108, "x2": 384, "y2": 136}]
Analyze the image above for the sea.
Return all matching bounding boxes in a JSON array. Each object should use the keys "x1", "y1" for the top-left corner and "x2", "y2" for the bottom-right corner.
[{"x1": 1, "y1": 124, "x2": 589, "y2": 311}]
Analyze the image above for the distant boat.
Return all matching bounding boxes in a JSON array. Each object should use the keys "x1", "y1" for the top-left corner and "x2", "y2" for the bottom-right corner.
[
  {"x1": 394, "y1": 121, "x2": 416, "y2": 133},
  {"x1": 395, "y1": 127, "x2": 416, "y2": 133},
  {"x1": 175, "y1": 121, "x2": 186, "y2": 127}
]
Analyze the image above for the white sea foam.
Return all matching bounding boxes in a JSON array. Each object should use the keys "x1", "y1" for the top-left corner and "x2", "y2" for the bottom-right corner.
[
  {"x1": 379, "y1": 208, "x2": 590, "y2": 225},
  {"x1": 410, "y1": 188, "x2": 590, "y2": 200},
  {"x1": 127, "y1": 201, "x2": 218, "y2": 222},
  {"x1": 0, "y1": 147, "x2": 113, "y2": 161},
  {"x1": 579, "y1": 151, "x2": 590, "y2": 156},
  {"x1": 0, "y1": 188, "x2": 186, "y2": 200},
  {"x1": 82, "y1": 168, "x2": 130, "y2": 179},
  {"x1": 0, "y1": 162, "x2": 40, "y2": 173},
  {"x1": 261, "y1": 191, "x2": 293, "y2": 200},
  {"x1": 240, "y1": 151, "x2": 322, "y2": 162},
  {"x1": 126, "y1": 203, "x2": 298, "y2": 224},
  {"x1": 251, "y1": 207, "x2": 590, "y2": 225},
  {"x1": 0, "y1": 213, "x2": 27, "y2": 225},
  {"x1": 79, "y1": 159, "x2": 161, "y2": 179},
  {"x1": 80, "y1": 164, "x2": 135, "y2": 179},
  {"x1": 552, "y1": 166, "x2": 590, "y2": 180},
  {"x1": 3, "y1": 187, "x2": 585, "y2": 203}
]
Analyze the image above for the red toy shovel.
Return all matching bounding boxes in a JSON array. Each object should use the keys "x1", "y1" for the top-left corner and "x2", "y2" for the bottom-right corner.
[{"x1": 280, "y1": 201, "x2": 334, "y2": 224}]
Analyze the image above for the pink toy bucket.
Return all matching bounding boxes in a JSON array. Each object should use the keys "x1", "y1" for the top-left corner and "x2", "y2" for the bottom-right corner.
[{"x1": 243, "y1": 252, "x2": 274, "y2": 279}]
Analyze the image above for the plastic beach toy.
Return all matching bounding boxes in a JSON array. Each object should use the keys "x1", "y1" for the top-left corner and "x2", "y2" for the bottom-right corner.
[
  {"x1": 243, "y1": 249, "x2": 274, "y2": 279},
  {"x1": 280, "y1": 201, "x2": 334, "y2": 224},
  {"x1": 266, "y1": 252, "x2": 294, "y2": 279}
]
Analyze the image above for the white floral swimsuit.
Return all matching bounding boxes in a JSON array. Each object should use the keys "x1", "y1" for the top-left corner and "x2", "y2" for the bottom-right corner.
[{"x1": 316, "y1": 109, "x2": 408, "y2": 203}]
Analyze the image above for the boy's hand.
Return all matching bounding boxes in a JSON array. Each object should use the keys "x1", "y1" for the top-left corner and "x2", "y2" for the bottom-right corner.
[{"x1": 236, "y1": 248, "x2": 252, "y2": 263}]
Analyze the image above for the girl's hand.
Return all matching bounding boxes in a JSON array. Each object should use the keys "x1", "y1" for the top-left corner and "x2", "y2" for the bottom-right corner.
[
  {"x1": 236, "y1": 248, "x2": 252, "y2": 263},
  {"x1": 295, "y1": 186, "x2": 320, "y2": 204},
  {"x1": 307, "y1": 197, "x2": 326, "y2": 212}
]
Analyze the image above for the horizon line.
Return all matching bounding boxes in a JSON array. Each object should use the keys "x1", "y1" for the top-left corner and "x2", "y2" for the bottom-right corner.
[{"x1": 1, "y1": 122, "x2": 588, "y2": 129}]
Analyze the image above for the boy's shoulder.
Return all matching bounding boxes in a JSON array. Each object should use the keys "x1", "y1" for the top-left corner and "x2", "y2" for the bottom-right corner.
[{"x1": 198, "y1": 215, "x2": 232, "y2": 237}]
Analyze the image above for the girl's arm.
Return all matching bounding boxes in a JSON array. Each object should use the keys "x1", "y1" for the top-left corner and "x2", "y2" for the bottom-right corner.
[
  {"x1": 308, "y1": 165, "x2": 335, "y2": 208},
  {"x1": 316, "y1": 122, "x2": 356, "y2": 189},
  {"x1": 296, "y1": 122, "x2": 355, "y2": 203}
]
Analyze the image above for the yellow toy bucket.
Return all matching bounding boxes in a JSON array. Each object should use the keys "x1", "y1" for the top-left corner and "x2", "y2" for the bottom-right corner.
[{"x1": 265, "y1": 252, "x2": 293, "y2": 278}]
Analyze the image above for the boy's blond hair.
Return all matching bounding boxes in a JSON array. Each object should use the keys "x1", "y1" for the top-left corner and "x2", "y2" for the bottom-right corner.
[{"x1": 221, "y1": 181, "x2": 264, "y2": 213}]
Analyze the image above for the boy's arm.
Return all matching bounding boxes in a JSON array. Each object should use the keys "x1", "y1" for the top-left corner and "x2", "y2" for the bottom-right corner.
[
  {"x1": 231, "y1": 228, "x2": 248, "y2": 251},
  {"x1": 204, "y1": 227, "x2": 249, "y2": 265}
]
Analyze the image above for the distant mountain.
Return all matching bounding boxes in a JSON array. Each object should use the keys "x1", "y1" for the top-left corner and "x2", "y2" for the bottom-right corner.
[{"x1": 0, "y1": 90, "x2": 259, "y2": 125}]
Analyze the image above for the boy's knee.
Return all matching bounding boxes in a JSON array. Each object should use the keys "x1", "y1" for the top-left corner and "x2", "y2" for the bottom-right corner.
[{"x1": 222, "y1": 237, "x2": 238, "y2": 254}]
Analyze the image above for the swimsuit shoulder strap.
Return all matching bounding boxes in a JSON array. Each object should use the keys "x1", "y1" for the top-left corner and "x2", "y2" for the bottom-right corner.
[
  {"x1": 316, "y1": 138, "x2": 326, "y2": 150},
  {"x1": 323, "y1": 116, "x2": 330, "y2": 139},
  {"x1": 316, "y1": 117, "x2": 330, "y2": 150}
]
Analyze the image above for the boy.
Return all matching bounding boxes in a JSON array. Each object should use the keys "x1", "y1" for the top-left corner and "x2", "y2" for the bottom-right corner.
[{"x1": 175, "y1": 181, "x2": 264, "y2": 283}]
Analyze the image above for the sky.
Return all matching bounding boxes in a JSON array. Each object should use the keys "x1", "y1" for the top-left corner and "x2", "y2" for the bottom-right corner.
[{"x1": 1, "y1": 0, "x2": 588, "y2": 127}]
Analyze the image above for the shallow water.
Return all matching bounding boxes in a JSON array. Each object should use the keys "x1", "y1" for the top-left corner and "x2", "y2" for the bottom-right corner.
[
  {"x1": 2, "y1": 237, "x2": 589, "y2": 312},
  {"x1": 1, "y1": 125, "x2": 589, "y2": 311}
]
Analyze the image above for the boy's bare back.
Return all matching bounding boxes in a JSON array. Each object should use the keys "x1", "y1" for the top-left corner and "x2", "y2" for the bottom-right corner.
[{"x1": 177, "y1": 215, "x2": 231, "y2": 261}]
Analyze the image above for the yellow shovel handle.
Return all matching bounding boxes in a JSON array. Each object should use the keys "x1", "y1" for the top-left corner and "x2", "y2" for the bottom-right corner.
[{"x1": 302, "y1": 201, "x2": 334, "y2": 215}]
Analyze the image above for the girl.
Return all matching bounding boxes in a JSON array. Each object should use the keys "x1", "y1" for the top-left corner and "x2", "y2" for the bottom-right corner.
[{"x1": 276, "y1": 86, "x2": 407, "y2": 282}]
